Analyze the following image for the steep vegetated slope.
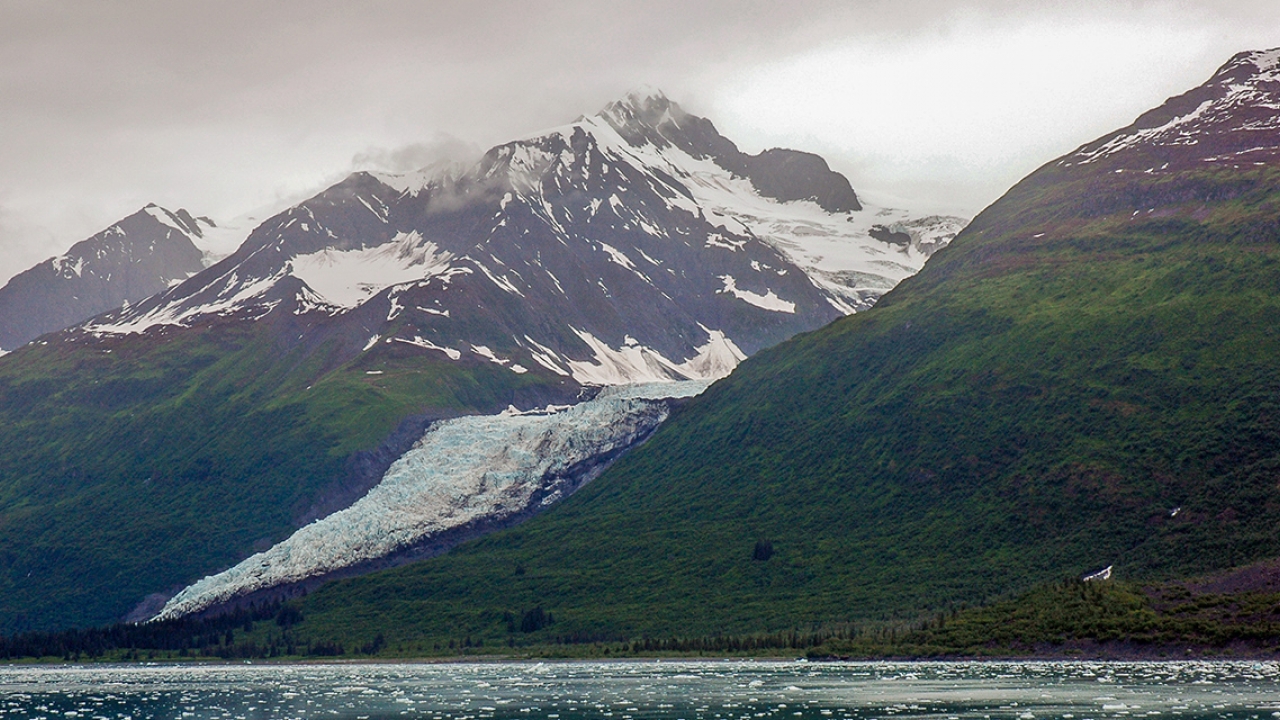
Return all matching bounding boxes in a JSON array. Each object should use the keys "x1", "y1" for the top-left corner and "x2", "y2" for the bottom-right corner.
[
  {"x1": 0, "y1": 90, "x2": 958, "y2": 633},
  {"x1": 284, "y1": 49, "x2": 1280, "y2": 649}
]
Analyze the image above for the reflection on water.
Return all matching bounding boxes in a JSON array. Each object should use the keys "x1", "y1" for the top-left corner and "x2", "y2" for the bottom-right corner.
[{"x1": 2, "y1": 660, "x2": 1279, "y2": 720}]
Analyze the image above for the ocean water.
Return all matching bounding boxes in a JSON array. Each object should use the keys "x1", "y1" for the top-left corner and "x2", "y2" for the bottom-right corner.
[{"x1": 1, "y1": 660, "x2": 1278, "y2": 720}]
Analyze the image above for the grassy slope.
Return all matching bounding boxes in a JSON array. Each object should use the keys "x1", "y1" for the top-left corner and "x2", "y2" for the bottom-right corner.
[
  {"x1": 286, "y1": 164, "x2": 1280, "y2": 651},
  {"x1": 0, "y1": 317, "x2": 565, "y2": 634},
  {"x1": 822, "y1": 572, "x2": 1280, "y2": 659}
]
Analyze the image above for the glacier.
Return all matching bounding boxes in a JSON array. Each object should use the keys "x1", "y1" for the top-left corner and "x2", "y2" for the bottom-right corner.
[{"x1": 152, "y1": 380, "x2": 710, "y2": 621}]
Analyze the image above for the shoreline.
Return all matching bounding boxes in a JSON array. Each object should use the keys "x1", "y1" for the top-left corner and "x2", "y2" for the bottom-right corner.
[{"x1": 6, "y1": 646, "x2": 1280, "y2": 669}]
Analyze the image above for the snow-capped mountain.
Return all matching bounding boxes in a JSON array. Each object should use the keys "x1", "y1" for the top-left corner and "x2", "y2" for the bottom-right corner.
[
  {"x1": 933, "y1": 48, "x2": 1280, "y2": 286},
  {"x1": 0, "y1": 205, "x2": 220, "y2": 352},
  {"x1": 73, "y1": 89, "x2": 963, "y2": 386}
]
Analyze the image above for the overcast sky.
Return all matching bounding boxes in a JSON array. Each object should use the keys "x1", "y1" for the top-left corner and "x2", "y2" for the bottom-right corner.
[{"x1": 2, "y1": 0, "x2": 1280, "y2": 283}]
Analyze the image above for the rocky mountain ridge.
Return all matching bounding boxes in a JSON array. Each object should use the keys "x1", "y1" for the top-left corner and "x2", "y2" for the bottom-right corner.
[
  {"x1": 136, "y1": 89, "x2": 965, "y2": 620},
  {"x1": 70, "y1": 89, "x2": 961, "y2": 387},
  {"x1": 0, "y1": 205, "x2": 213, "y2": 352}
]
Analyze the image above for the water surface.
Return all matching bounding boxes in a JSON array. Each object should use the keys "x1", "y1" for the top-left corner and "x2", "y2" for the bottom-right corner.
[{"x1": 2, "y1": 660, "x2": 1278, "y2": 720}]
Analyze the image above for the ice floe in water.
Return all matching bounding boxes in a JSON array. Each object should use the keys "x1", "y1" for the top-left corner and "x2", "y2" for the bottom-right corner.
[{"x1": 153, "y1": 381, "x2": 710, "y2": 621}]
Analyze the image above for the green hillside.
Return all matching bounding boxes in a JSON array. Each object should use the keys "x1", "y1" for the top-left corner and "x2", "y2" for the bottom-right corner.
[
  {"x1": 283, "y1": 158, "x2": 1280, "y2": 650},
  {"x1": 824, "y1": 573, "x2": 1280, "y2": 659},
  {"x1": 0, "y1": 317, "x2": 567, "y2": 634}
]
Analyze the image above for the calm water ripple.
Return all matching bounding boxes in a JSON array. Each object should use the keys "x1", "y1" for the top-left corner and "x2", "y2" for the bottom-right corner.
[{"x1": 1, "y1": 660, "x2": 1278, "y2": 720}]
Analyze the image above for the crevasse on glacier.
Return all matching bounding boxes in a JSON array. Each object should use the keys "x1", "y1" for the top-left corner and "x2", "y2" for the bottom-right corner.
[{"x1": 152, "y1": 381, "x2": 710, "y2": 621}]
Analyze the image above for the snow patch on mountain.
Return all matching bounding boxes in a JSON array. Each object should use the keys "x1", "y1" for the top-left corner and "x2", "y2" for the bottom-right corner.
[
  {"x1": 1064, "y1": 48, "x2": 1280, "y2": 167},
  {"x1": 470, "y1": 344, "x2": 526, "y2": 373},
  {"x1": 82, "y1": 270, "x2": 286, "y2": 337},
  {"x1": 191, "y1": 200, "x2": 296, "y2": 268},
  {"x1": 370, "y1": 159, "x2": 475, "y2": 195},
  {"x1": 520, "y1": 335, "x2": 572, "y2": 377},
  {"x1": 395, "y1": 335, "x2": 462, "y2": 360},
  {"x1": 677, "y1": 327, "x2": 747, "y2": 379},
  {"x1": 151, "y1": 380, "x2": 710, "y2": 621},
  {"x1": 717, "y1": 275, "x2": 796, "y2": 313},
  {"x1": 51, "y1": 254, "x2": 86, "y2": 279},
  {"x1": 474, "y1": 261, "x2": 526, "y2": 297},
  {"x1": 147, "y1": 201, "x2": 296, "y2": 269},
  {"x1": 566, "y1": 327, "x2": 745, "y2": 385},
  {"x1": 1073, "y1": 100, "x2": 1217, "y2": 164},
  {"x1": 143, "y1": 205, "x2": 208, "y2": 238},
  {"x1": 290, "y1": 232, "x2": 454, "y2": 308},
  {"x1": 598, "y1": 242, "x2": 637, "y2": 270}
]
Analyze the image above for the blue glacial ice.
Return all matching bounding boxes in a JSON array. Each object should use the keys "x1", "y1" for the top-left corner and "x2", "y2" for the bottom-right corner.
[{"x1": 152, "y1": 380, "x2": 710, "y2": 621}]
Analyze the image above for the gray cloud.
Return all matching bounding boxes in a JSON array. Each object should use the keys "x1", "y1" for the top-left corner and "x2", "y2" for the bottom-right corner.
[
  {"x1": 3, "y1": 0, "x2": 1280, "y2": 283},
  {"x1": 352, "y1": 135, "x2": 483, "y2": 175},
  {"x1": 0, "y1": 196, "x2": 60, "y2": 282}
]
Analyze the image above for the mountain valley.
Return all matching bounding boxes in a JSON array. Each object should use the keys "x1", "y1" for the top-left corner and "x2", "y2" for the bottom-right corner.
[
  {"x1": 16, "y1": 46, "x2": 1280, "y2": 657},
  {"x1": 248, "y1": 48, "x2": 1280, "y2": 652},
  {"x1": 0, "y1": 89, "x2": 962, "y2": 634}
]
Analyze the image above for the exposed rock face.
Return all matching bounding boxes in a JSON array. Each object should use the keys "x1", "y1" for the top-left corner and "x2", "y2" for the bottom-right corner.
[{"x1": 1065, "y1": 49, "x2": 1280, "y2": 173}]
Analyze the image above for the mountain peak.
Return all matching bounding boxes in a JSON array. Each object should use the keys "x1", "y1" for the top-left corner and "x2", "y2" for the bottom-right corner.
[
  {"x1": 1218, "y1": 47, "x2": 1280, "y2": 77},
  {"x1": 618, "y1": 85, "x2": 670, "y2": 109},
  {"x1": 0, "y1": 203, "x2": 210, "y2": 351},
  {"x1": 1062, "y1": 47, "x2": 1280, "y2": 170},
  {"x1": 370, "y1": 157, "x2": 475, "y2": 195},
  {"x1": 596, "y1": 86, "x2": 683, "y2": 135},
  {"x1": 1215, "y1": 47, "x2": 1280, "y2": 80},
  {"x1": 141, "y1": 204, "x2": 213, "y2": 239}
]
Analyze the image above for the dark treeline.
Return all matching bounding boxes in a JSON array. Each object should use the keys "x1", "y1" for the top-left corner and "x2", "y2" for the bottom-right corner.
[
  {"x1": 2, "y1": 599, "x2": 869, "y2": 661},
  {"x1": 624, "y1": 627, "x2": 847, "y2": 654},
  {"x1": 0, "y1": 601, "x2": 336, "y2": 661},
  {"x1": 9, "y1": 578, "x2": 1280, "y2": 662}
]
